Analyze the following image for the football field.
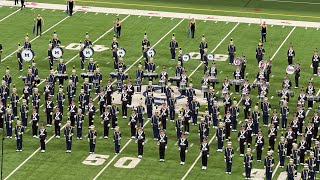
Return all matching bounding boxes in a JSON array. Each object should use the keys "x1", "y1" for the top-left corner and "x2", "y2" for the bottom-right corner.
[{"x1": 1, "y1": 0, "x2": 320, "y2": 179}]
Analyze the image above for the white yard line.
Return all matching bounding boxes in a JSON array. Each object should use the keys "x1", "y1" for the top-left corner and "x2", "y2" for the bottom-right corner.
[
  {"x1": 4, "y1": 15, "x2": 130, "y2": 180},
  {"x1": 188, "y1": 23, "x2": 240, "y2": 78},
  {"x1": 36, "y1": 14, "x2": 131, "y2": 87},
  {"x1": 1, "y1": 13, "x2": 75, "y2": 62},
  {"x1": 92, "y1": 19, "x2": 184, "y2": 180},
  {"x1": 0, "y1": 1, "x2": 320, "y2": 28},
  {"x1": 271, "y1": 26, "x2": 296, "y2": 60},
  {"x1": 262, "y1": 0, "x2": 320, "y2": 5},
  {"x1": 0, "y1": 9, "x2": 20, "y2": 23}
]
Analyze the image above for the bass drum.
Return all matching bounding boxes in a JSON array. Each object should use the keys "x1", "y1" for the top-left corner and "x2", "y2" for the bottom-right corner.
[
  {"x1": 21, "y1": 49, "x2": 35, "y2": 62},
  {"x1": 82, "y1": 47, "x2": 94, "y2": 58},
  {"x1": 52, "y1": 47, "x2": 64, "y2": 59}
]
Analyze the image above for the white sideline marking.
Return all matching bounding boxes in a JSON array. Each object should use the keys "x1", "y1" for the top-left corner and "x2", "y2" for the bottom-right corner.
[
  {"x1": 4, "y1": 15, "x2": 130, "y2": 180},
  {"x1": 262, "y1": 0, "x2": 320, "y2": 5},
  {"x1": 1, "y1": 13, "x2": 75, "y2": 62},
  {"x1": 188, "y1": 23, "x2": 240, "y2": 78},
  {"x1": 0, "y1": 9, "x2": 20, "y2": 23},
  {"x1": 92, "y1": 20, "x2": 184, "y2": 180}
]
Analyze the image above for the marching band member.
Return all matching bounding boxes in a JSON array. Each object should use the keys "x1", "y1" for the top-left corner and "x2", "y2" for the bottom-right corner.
[
  {"x1": 67, "y1": 0, "x2": 75, "y2": 15},
  {"x1": 79, "y1": 40, "x2": 85, "y2": 70},
  {"x1": 280, "y1": 101, "x2": 289, "y2": 130},
  {"x1": 160, "y1": 66, "x2": 168, "y2": 95},
  {"x1": 287, "y1": 44, "x2": 295, "y2": 65},
  {"x1": 147, "y1": 59, "x2": 156, "y2": 81},
  {"x1": 111, "y1": 35, "x2": 119, "y2": 65},
  {"x1": 182, "y1": 105, "x2": 191, "y2": 134},
  {"x1": 48, "y1": 70, "x2": 56, "y2": 95},
  {"x1": 25, "y1": 69, "x2": 35, "y2": 88},
  {"x1": 305, "y1": 122, "x2": 313, "y2": 150},
  {"x1": 271, "y1": 110, "x2": 279, "y2": 130},
  {"x1": 31, "y1": 61, "x2": 39, "y2": 77},
  {"x1": 178, "y1": 133, "x2": 188, "y2": 165},
  {"x1": 238, "y1": 126, "x2": 247, "y2": 156},
  {"x1": 201, "y1": 73, "x2": 210, "y2": 99},
  {"x1": 97, "y1": 92, "x2": 106, "y2": 116},
  {"x1": 313, "y1": 141, "x2": 320, "y2": 173},
  {"x1": 301, "y1": 163, "x2": 310, "y2": 180},
  {"x1": 169, "y1": 34, "x2": 178, "y2": 60},
  {"x1": 68, "y1": 100, "x2": 77, "y2": 127},
  {"x1": 186, "y1": 83, "x2": 195, "y2": 107},
  {"x1": 165, "y1": 83, "x2": 174, "y2": 104},
  {"x1": 17, "y1": 43, "x2": 23, "y2": 71},
  {"x1": 136, "y1": 126, "x2": 145, "y2": 159},
  {"x1": 285, "y1": 127, "x2": 295, "y2": 157},
  {"x1": 230, "y1": 100, "x2": 239, "y2": 131},
  {"x1": 260, "y1": 21, "x2": 267, "y2": 43},
  {"x1": 24, "y1": 35, "x2": 31, "y2": 49},
  {"x1": 268, "y1": 123, "x2": 277, "y2": 151},
  {"x1": 39, "y1": 123, "x2": 47, "y2": 153},
  {"x1": 252, "y1": 105, "x2": 260, "y2": 135},
  {"x1": 66, "y1": 80, "x2": 76, "y2": 105},
  {"x1": 286, "y1": 158, "x2": 296, "y2": 180},
  {"x1": 175, "y1": 62, "x2": 183, "y2": 87},
  {"x1": 176, "y1": 115, "x2": 184, "y2": 141},
  {"x1": 266, "y1": 59, "x2": 272, "y2": 82},
  {"x1": 126, "y1": 80, "x2": 134, "y2": 106},
  {"x1": 217, "y1": 121, "x2": 225, "y2": 152},
  {"x1": 241, "y1": 79, "x2": 251, "y2": 95},
  {"x1": 114, "y1": 18, "x2": 122, "y2": 38},
  {"x1": 308, "y1": 151, "x2": 316, "y2": 179},
  {"x1": 56, "y1": 88, "x2": 65, "y2": 114},
  {"x1": 178, "y1": 48, "x2": 183, "y2": 67},
  {"x1": 4, "y1": 68, "x2": 12, "y2": 92},
  {"x1": 201, "y1": 138, "x2": 209, "y2": 170},
  {"x1": 222, "y1": 78, "x2": 231, "y2": 98},
  {"x1": 32, "y1": 88, "x2": 40, "y2": 111},
  {"x1": 291, "y1": 143, "x2": 299, "y2": 175},
  {"x1": 306, "y1": 81, "x2": 315, "y2": 109},
  {"x1": 255, "y1": 131, "x2": 264, "y2": 162},
  {"x1": 136, "y1": 63, "x2": 144, "y2": 93},
  {"x1": 78, "y1": 89, "x2": 88, "y2": 114},
  {"x1": 70, "y1": 68, "x2": 78, "y2": 95},
  {"x1": 256, "y1": 42, "x2": 265, "y2": 64},
  {"x1": 145, "y1": 92, "x2": 154, "y2": 120},
  {"x1": 298, "y1": 89, "x2": 307, "y2": 106},
  {"x1": 203, "y1": 49, "x2": 209, "y2": 74},
  {"x1": 208, "y1": 62, "x2": 217, "y2": 83},
  {"x1": 224, "y1": 111, "x2": 232, "y2": 139},
  {"x1": 299, "y1": 136, "x2": 307, "y2": 165},
  {"x1": 264, "y1": 150, "x2": 274, "y2": 180},
  {"x1": 128, "y1": 110, "x2": 138, "y2": 138},
  {"x1": 75, "y1": 109, "x2": 84, "y2": 140},
  {"x1": 0, "y1": 101, "x2": 4, "y2": 129},
  {"x1": 240, "y1": 54, "x2": 247, "y2": 79},
  {"x1": 199, "y1": 34, "x2": 208, "y2": 61},
  {"x1": 43, "y1": 81, "x2": 52, "y2": 101},
  {"x1": 11, "y1": 87, "x2": 19, "y2": 118},
  {"x1": 256, "y1": 67, "x2": 266, "y2": 82},
  {"x1": 278, "y1": 136, "x2": 286, "y2": 168},
  {"x1": 87, "y1": 100, "x2": 95, "y2": 126},
  {"x1": 282, "y1": 74, "x2": 292, "y2": 90},
  {"x1": 151, "y1": 111, "x2": 161, "y2": 140},
  {"x1": 160, "y1": 103, "x2": 169, "y2": 130},
  {"x1": 189, "y1": 18, "x2": 196, "y2": 38},
  {"x1": 224, "y1": 141, "x2": 234, "y2": 174},
  {"x1": 52, "y1": 31, "x2": 61, "y2": 48},
  {"x1": 64, "y1": 121, "x2": 73, "y2": 153},
  {"x1": 93, "y1": 67, "x2": 102, "y2": 94},
  {"x1": 88, "y1": 125, "x2": 97, "y2": 154},
  {"x1": 244, "y1": 146, "x2": 253, "y2": 179},
  {"x1": 261, "y1": 97, "x2": 271, "y2": 126},
  {"x1": 84, "y1": 33, "x2": 92, "y2": 48},
  {"x1": 30, "y1": 108, "x2": 39, "y2": 137},
  {"x1": 116, "y1": 68, "x2": 126, "y2": 93},
  {"x1": 44, "y1": 97, "x2": 53, "y2": 127},
  {"x1": 223, "y1": 92, "x2": 231, "y2": 113},
  {"x1": 168, "y1": 94, "x2": 176, "y2": 122},
  {"x1": 297, "y1": 105, "x2": 306, "y2": 135},
  {"x1": 136, "y1": 99, "x2": 145, "y2": 125},
  {"x1": 15, "y1": 120, "x2": 24, "y2": 152},
  {"x1": 190, "y1": 97, "x2": 200, "y2": 126},
  {"x1": 105, "y1": 80, "x2": 114, "y2": 105},
  {"x1": 0, "y1": 80, "x2": 9, "y2": 106},
  {"x1": 142, "y1": 33, "x2": 150, "y2": 62},
  {"x1": 294, "y1": 62, "x2": 300, "y2": 88},
  {"x1": 245, "y1": 118, "x2": 254, "y2": 145},
  {"x1": 158, "y1": 129, "x2": 168, "y2": 162},
  {"x1": 113, "y1": 126, "x2": 121, "y2": 155},
  {"x1": 87, "y1": 58, "x2": 96, "y2": 73},
  {"x1": 111, "y1": 100, "x2": 119, "y2": 129},
  {"x1": 54, "y1": 107, "x2": 62, "y2": 138},
  {"x1": 233, "y1": 66, "x2": 242, "y2": 93},
  {"x1": 228, "y1": 39, "x2": 236, "y2": 64},
  {"x1": 242, "y1": 94, "x2": 252, "y2": 120},
  {"x1": 312, "y1": 49, "x2": 319, "y2": 76},
  {"x1": 57, "y1": 59, "x2": 67, "y2": 86}
]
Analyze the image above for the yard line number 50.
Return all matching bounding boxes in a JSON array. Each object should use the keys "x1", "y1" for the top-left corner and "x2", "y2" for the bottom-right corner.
[{"x1": 82, "y1": 154, "x2": 141, "y2": 169}]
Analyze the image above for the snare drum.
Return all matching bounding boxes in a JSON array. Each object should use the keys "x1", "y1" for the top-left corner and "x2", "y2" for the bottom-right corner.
[
  {"x1": 135, "y1": 78, "x2": 141, "y2": 86},
  {"x1": 159, "y1": 80, "x2": 166, "y2": 87},
  {"x1": 202, "y1": 85, "x2": 208, "y2": 92},
  {"x1": 180, "y1": 83, "x2": 186, "y2": 90}
]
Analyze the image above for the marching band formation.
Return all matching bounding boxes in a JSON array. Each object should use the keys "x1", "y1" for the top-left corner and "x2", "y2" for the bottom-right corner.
[{"x1": 1, "y1": 19, "x2": 320, "y2": 180}]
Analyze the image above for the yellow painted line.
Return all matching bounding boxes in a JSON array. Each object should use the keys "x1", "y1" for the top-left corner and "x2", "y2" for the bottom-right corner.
[{"x1": 77, "y1": 0, "x2": 320, "y2": 19}]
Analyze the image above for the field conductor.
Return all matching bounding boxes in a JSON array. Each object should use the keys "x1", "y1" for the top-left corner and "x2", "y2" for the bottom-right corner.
[
  {"x1": 64, "y1": 121, "x2": 73, "y2": 153},
  {"x1": 35, "y1": 14, "x2": 44, "y2": 36},
  {"x1": 158, "y1": 129, "x2": 167, "y2": 162},
  {"x1": 114, "y1": 18, "x2": 122, "y2": 38},
  {"x1": 189, "y1": 18, "x2": 196, "y2": 39},
  {"x1": 169, "y1": 34, "x2": 178, "y2": 60},
  {"x1": 136, "y1": 126, "x2": 145, "y2": 159},
  {"x1": 260, "y1": 21, "x2": 267, "y2": 43},
  {"x1": 287, "y1": 43, "x2": 295, "y2": 65},
  {"x1": 39, "y1": 123, "x2": 47, "y2": 153},
  {"x1": 67, "y1": 0, "x2": 75, "y2": 16},
  {"x1": 178, "y1": 133, "x2": 188, "y2": 165},
  {"x1": 312, "y1": 48, "x2": 319, "y2": 76}
]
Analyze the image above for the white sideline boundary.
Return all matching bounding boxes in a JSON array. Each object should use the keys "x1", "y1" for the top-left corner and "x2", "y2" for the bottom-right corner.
[
  {"x1": 182, "y1": 26, "x2": 296, "y2": 180},
  {"x1": 262, "y1": 0, "x2": 320, "y2": 5},
  {"x1": 92, "y1": 19, "x2": 184, "y2": 180},
  {"x1": 0, "y1": 8, "x2": 20, "y2": 23},
  {"x1": 0, "y1": 1, "x2": 320, "y2": 28},
  {"x1": 3, "y1": 14, "x2": 131, "y2": 180}
]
